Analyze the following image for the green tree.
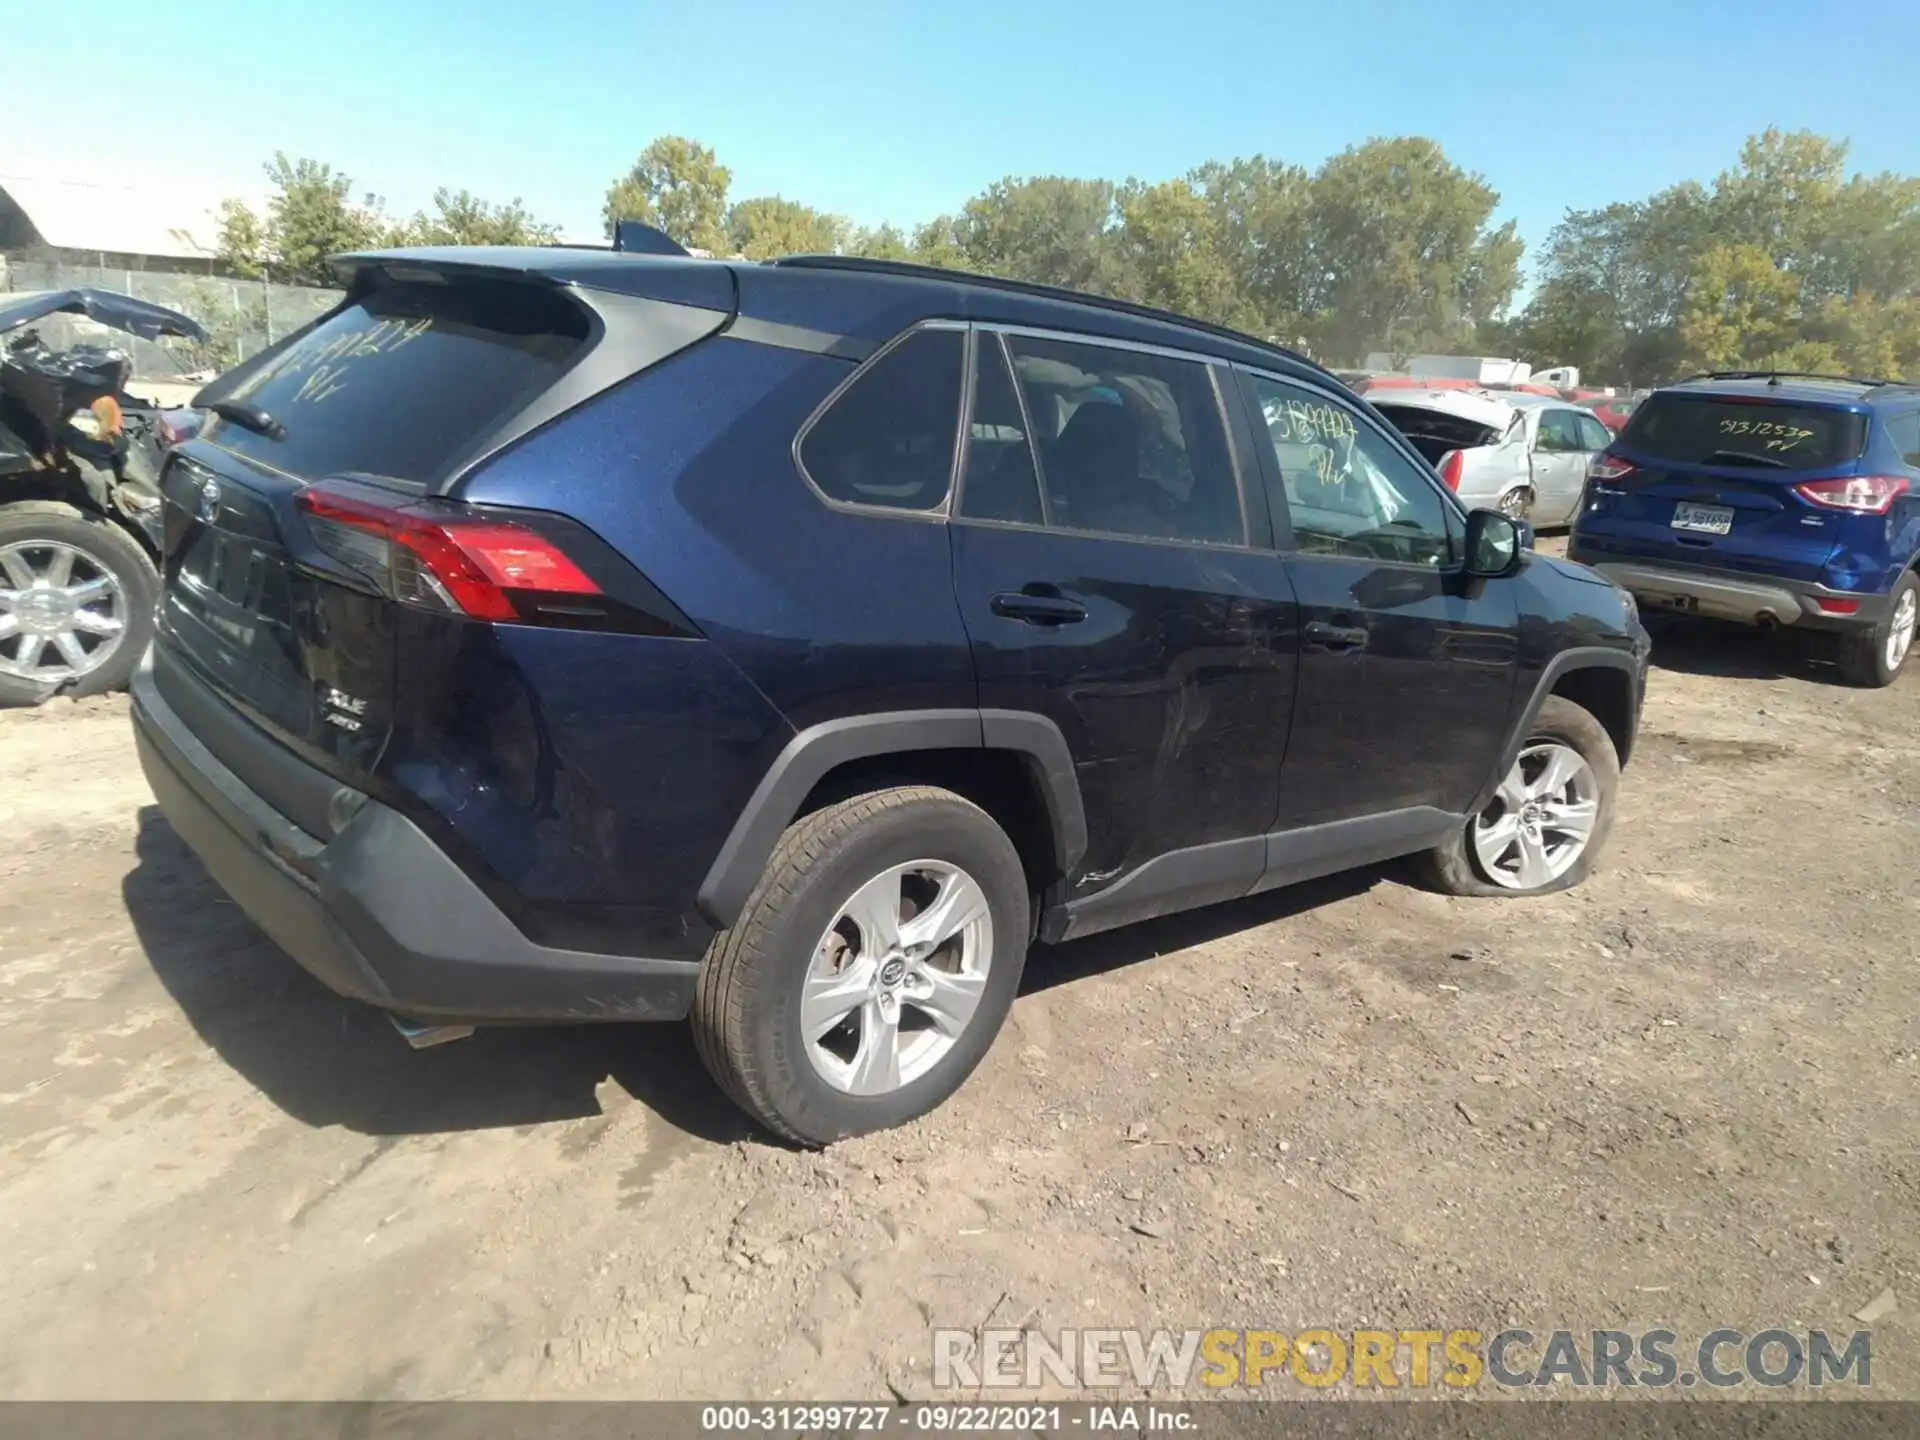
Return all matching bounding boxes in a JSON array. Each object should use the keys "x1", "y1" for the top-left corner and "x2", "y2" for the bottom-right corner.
[
  {"x1": 391, "y1": 188, "x2": 557, "y2": 247},
  {"x1": 1190, "y1": 156, "x2": 1316, "y2": 340},
  {"x1": 1517, "y1": 186, "x2": 1712, "y2": 386},
  {"x1": 1675, "y1": 242, "x2": 1824, "y2": 372},
  {"x1": 910, "y1": 214, "x2": 971, "y2": 269},
  {"x1": 951, "y1": 177, "x2": 1124, "y2": 293},
  {"x1": 1111, "y1": 178, "x2": 1250, "y2": 328},
  {"x1": 1519, "y1": 129, "x2": 1920, "y2": 385},
  {"x1": 216, "y1": 154, "x2": 387, "y2": 285},
  {"x1": 603, "y1": 136, "x2": 732, "y2": 252},
  {"x1": 847, "y1": 223, "x2": 917, "y2": 262},
  {"x1": 726, "y1": 196, "x2": 845, "y2": 259},
  {"x1": 1304, "y1": 137, "x2": 1519, "y2": 364},
  {"x1": 214, "y1": 199, "x2": 269, "y2": 280}
]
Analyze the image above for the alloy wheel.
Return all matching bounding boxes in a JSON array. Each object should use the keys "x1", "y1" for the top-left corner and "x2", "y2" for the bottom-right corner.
[
  {"x1": 801, "y1": 860, "x2": 994, "y2": 1095},
  {"x1": 1886, "y1": 586, "x2": 1917, "y2": 673},
  {"x1": 1471, "y1": 741, "x2": 1600, "y2": 890},
  {"x1": 0, "y1": 541, "x2": 128, "y2": 683}
]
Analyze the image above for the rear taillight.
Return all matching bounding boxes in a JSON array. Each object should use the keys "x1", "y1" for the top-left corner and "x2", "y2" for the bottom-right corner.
[
  {"x1": 1588, "y1": 453, "x2": 1637, "y2": 484},
  {"x1": 1438, "y1": 450, "x2": 1465, "y2": 491},
  {"x1": 1792, "y1": 475, "x2": 1909, "y2": 514},
  {"x1": 297, "y1": 481, "x2": 600, "y2": 623}
]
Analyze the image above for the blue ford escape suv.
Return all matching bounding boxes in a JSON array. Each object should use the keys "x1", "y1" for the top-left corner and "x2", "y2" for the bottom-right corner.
[
  {"x1": 132, "y1": 244, "x2": 1649, "y2": 1144},
  {"x1": 1569, "y1": 372, "x2": 1920, "y2": 686}
]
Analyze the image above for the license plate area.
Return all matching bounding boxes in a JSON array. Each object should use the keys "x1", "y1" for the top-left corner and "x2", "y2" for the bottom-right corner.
[{"x1": 1671, "y1": 501, "x2": 1734, "y2": 535}]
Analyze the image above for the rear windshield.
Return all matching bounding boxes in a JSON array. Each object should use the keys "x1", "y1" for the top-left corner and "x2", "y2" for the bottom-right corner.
[
  {"x1": 206, "y1": 278, "x2": 590, "y2": 485},
  {"x1": 1621, "y1": 395, "x2": 1868, "y2": 470}
]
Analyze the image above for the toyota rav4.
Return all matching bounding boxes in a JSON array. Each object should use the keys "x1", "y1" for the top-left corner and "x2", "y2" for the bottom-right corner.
[{"x1": 132, "y1": 244, "x2": 1650, "y2": 1144}]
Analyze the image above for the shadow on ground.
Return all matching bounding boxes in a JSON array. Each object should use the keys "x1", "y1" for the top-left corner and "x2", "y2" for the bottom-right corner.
[
  {"x1": 122, "y1": 805, "x2": 754, "y2": 1145},
  {"x1": 1643, "y1": 612, "x2": 1840, "y2": 684},
  {"x1": 126, "y1": 803, "x2": 1390, "y2": 1146}
]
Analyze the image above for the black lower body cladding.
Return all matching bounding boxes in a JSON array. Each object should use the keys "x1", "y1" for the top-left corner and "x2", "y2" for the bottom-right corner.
[{"x1": 131, "y1": 665, "x2": 701, "y2": 1024}]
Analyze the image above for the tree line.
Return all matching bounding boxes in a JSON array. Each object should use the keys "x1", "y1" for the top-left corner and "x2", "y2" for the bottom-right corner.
[{"x1": 217, "y1": 128, "x2": 1920, "y2": 386}]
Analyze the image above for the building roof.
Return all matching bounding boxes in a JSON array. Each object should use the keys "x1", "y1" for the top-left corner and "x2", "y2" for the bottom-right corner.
[{"x1": 0, "y1": 172, "x2": 230, "y2": 260}]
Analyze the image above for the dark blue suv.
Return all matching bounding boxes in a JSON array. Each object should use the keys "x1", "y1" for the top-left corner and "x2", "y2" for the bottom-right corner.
[
  {"x1": 131, "y1": 245, "x2": 1649, "y2": 1144},
  {"x1": 1569, "y1": 373, "x2": 1920, "y2": 686}
]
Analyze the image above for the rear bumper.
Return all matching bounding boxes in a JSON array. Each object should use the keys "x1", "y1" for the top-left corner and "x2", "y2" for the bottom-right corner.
[
  {"x1": 130, "y1": 664, "x2": 700, "y2": 1025},
  {"x1": 1583, "y1": 559, "x2": 1892, "y2": 631}
]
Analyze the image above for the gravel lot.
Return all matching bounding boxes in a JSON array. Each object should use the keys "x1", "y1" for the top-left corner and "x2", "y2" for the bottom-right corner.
[{"x1": 2, "y1": 563, "x2": 1916, "y2": 1402}]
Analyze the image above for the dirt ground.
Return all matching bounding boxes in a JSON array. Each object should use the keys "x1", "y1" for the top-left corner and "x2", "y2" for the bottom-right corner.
[{"x1": 2, "y1": 555, "x2": 1917, "y2": 1402}]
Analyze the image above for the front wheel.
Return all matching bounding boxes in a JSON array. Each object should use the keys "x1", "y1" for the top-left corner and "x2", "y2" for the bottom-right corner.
[
  {"x1": 1416, "y1": 695, "x2": 1620, "y2": 898},
  {"x1": 1835, "y1": 571, "x2": 1917, "y2": 688},
  {"x1": 691, "y1": 786, "x2": 1030, "y2": 1146},
  {"x1": 0, "y1": 506, "x2": 158, "y2": 707}
]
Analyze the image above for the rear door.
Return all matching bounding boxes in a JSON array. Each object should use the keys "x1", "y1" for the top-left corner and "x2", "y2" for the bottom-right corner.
[
  {"x1": 1593, "y1": 392, "x2": 1871, "y2": 582},
  {"x1": 949, "y1": 326, "x2": 1300, "y2": 915}
]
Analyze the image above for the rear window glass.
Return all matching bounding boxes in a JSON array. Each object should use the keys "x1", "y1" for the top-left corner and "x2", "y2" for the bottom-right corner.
[
  {"x1": 1621, "y1": 396, "x2": 1868, "y2": 470},
  {"x1": 207, "y1": 279, "x2": 590, "y2": 484}
]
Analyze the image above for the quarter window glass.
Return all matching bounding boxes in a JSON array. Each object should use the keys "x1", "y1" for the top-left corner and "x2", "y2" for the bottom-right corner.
[
  {"x1": 1247, "y1": 373, "x2": 1453, "y2": 567},
  {"x1": 1003, "y1": 334, "x2": 1243, "y2": 544},
  {"x1": 799, "y1": 327, "x2": 963, "y2": 511},
  {"x1": 958, "y1": 333, "x2": 1044, "y2": 525}
]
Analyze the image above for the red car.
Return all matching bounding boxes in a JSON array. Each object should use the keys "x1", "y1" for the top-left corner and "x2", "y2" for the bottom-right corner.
[{"x1": 1580, "y1": 395, "x2": 1638, "y2": 432}]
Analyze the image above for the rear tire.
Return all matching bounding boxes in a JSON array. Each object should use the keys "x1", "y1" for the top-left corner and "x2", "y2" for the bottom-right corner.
[
  {"x1": 1416, "y1": 695, "x2": 1620, "y2": 898},
  {"x1": 691, "y1": 786, "x2": 1030, "y2": 1146},
  {"x1": 0, "y1": 505, "x2": 157, "y2": 708},
  {"x1": 1835, "y1": 571, "x2": 1917, "y2": 688}
]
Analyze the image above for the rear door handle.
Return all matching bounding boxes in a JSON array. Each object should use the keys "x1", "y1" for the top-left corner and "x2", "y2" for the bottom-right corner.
[
  {"x1": 991, "y1": 590, "x2": 1088, "y2": 626},
  {"x1": 1305, "y1": 620, "x2": 1369, "y2": 652}
]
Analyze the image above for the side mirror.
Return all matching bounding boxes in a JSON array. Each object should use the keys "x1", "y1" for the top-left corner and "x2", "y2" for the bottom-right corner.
[{"x1": 1464, "y1": 508, "x2": 1527, "y2": 578}]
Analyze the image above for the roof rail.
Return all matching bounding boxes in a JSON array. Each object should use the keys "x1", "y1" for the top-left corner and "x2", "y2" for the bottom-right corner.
[
  {"x1": 771, "y1": 253, "x2": 1324, "y2": 375},
  {"x1": 1679, "y1": 369, "x2": 1911, "y2": 388}
]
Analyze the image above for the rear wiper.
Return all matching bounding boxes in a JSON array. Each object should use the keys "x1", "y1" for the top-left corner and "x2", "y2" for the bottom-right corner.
[
  {"x1": 206, "y1": 399, "x2": 286, "y2": 441},
  {"x1": 1701, "y1": 449, "x2": 1787, "y2": 469}
]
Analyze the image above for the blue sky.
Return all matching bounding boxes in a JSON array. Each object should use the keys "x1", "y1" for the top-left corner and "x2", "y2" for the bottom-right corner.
[{"x1": 9, "y1": 0, "x2": 1920, "y2": 273}]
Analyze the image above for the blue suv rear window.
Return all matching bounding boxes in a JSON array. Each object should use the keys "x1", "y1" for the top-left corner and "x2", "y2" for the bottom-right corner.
[
  {"x1": 1621, "y1": 395, "x2": 1867, "y2": 470},
  {"x1": 206, "y1": 278, "x2": 591, "y2": 486}
]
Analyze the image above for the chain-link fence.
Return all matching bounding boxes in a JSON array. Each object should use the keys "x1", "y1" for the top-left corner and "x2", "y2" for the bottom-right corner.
[{"x1": 1, "y1": 258, "x2": 341, "y2": 379}]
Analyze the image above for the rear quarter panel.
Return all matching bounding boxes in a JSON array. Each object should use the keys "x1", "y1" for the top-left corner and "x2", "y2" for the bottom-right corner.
[
  {"x1": 1456, "y1": 440, "x2": 1529, "y2": 509},
  {"x1": 441, "y1": 336, "x2": 979, "y2": 951}
]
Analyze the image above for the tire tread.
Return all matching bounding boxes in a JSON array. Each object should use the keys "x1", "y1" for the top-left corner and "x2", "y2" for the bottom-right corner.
[{"x1": 691, "y1": 785, "x2": 999, "y2": 1145}]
